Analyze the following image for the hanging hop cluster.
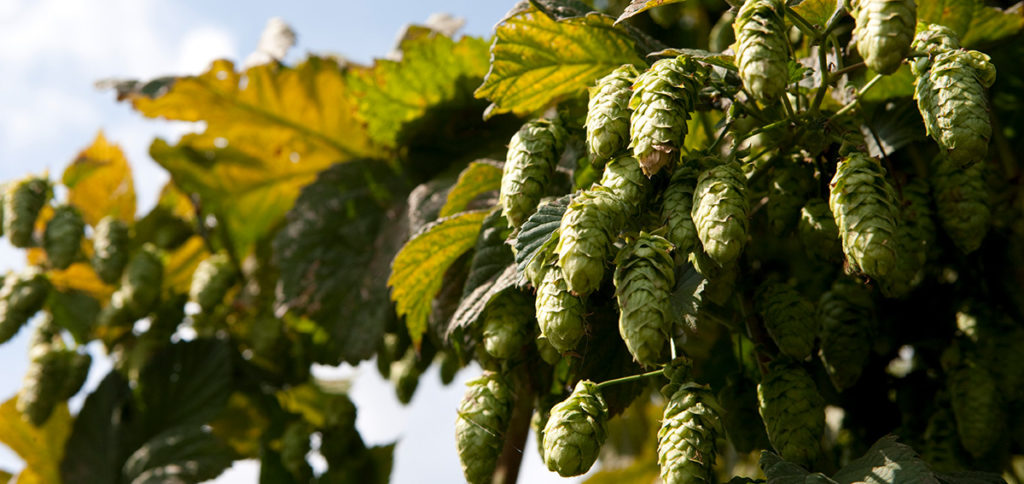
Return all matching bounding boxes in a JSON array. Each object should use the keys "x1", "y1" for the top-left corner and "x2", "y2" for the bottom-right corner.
[
  {"x1": 758, "y1": 360, "x2": 825, "y2": 467},
  {"x1": 555, "y1": 187, "x2": 626, "y2": 297},
  {"x1": 755, "y1": 281, "x2": 817, "y2": 360},
  {"x1": 389, "y1": 348, "x2": 422, "y2": 405},
  {"x1": 657, "y1": 383, "x2": 725, "y2": 484},
  {"x1": 848, "y1": 0, "x2": 916, "y2": 74},
  {"x1": 911, "y1": 24, "x2": 996, "y2": 169},
  {"x1": 948, "y1": 362, "x2": 1004, "y2": 459},
  {"x1": 43, "y1": 205, "x2": 84, "y2": 270},
  {"x1": 102, "y1": 244, "x2": 164, "y2": 325},
  {"x1": 614, "y1": 232, "x2": 674, "y2": 367},
  {"x1": 91, "y1": 216, "x2": 131, "y2": 284},
  {"x1": 189, "y1": 252, "x2": 238, "y2": 313},
  {"x1": 932, "y1": 154, "x2": 990, "y2": 254},
  {"x1": 733, "y1": 0, "x2": 789, "y2": 102},
  {"x1": 586, "y1": 64, "x2": 640, "y2": 161},
  {"x1": 661, "y1": 164, "x2": 699, "y2": 254},
  {"x1": 828, "y1": 152, "x2": 901, "y2": 280},
  {"x1": 542, "y1": 380, "x2": 609, "y2": 477},
  {"x1": 817, "y1": 278, "x2": 875, "y2": 391},
  {"x1": 17, "y1": 320, "x2": 91, "y2": 426},
  {"x1": 3, "y1": 176, "x2": 50, "y2": 248},
  {"x1": 499, "y1": 119, "x2": 567, "y2": 228},
  {"x1": 629, "y1": 56, "x2": 708, "y2": 176},
  {"x1": 534, "y1": 264, "x2": 586, "y2": 353},
  {"x1": 692, "y1": 160, "x2": 750, "y2": 268},
  {"x1": 455, "y1": 371, "x2": 513, "y2": 484},
  {"x1": 0, "y1": 268, "x2": 51, "y2": 344},
  {"x1": 481, "y1": 289, "x2": 534, "y2": 359}
]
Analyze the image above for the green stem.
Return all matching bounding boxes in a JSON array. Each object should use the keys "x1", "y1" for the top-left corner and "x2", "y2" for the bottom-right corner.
[
  {"x1": 829, "y1": 61, "x2": 865, "y2": 82},
  {"x1": 781, "y1": 92, "x2": 795, "y2": 118},
  {"x1": 822, "y1": 3, "x2": 847, "y2": 38},
  {"x1": 708, "y1": 118, "x2": 732, "y2": 152},
  {"x1": 595, "y1": 368, "x2": 666, "y2": 390},
  {"x1": 809, "y1": 38, "x2": 831, "y2": 114},
  {"x1": 742, "y1": 117, "x2": 791, "y2": 142},
  {"x1": 833, "y1": 73, "x2": 883, "y2": 117}
]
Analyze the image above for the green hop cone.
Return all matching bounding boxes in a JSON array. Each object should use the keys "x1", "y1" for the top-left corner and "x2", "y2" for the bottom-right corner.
[
  {"x1": 948, "y1": 363, "x2": 1004, "y2": 458},
  {"x1": 390, "y1": 348, "x2": 422, "y2": 405},
  {"x1": 189, "y1": 252, "x2": 238, "y2": 313},
  {"x1": 455, "y1": 371, "x2": 513, "y2": 484},
  {"x1": 657, "y1": 383, "x2": 725, "y2": 484},
  {"x1": 437, "y1": 350, "x2": 460, "y2": 385},
  {"x1": 555, "y1": 187, "x2": 625, "y2": 296},
  {"x1": 17, "y1": 342, "x2": 70, "y2": 426},
  {"x1": 597, "y1": 155, "x2": 648, "y2": 212},
  {"x1": 3, "y1": 176, "x2": 50, "y2": 248},
  {"x1": 280, "y1": 421, "x2": 313, "y2": 481},
  {"x1": 828, "y1": 152, "x2": 901, "y2": 280},
  {"x1": 766, "y1": 160, "x2": 814, "y2": 236},
  {"x1": 0, "y1": 268, "x2": 51, "y2": 344},
  {"x1": 734, "y1": 0, "x2": 789, "y2": 102},
  {"x1": 118, "y1": 244, "x2": 163, "y2": 318},
  {"x1": 91, "y1": 216, "x2": 130, "y2": 284},
  {"x1": 911, "y1": 23, "x2": 960, "y2": 59},
  {"x1": 798, "y1": 199, "x2": 842, "y2": 260},
  {"x1": 911, "y1": 26, "x2": 996, "y2": 169},
  {"x1": 921, "y1": 404, "x2": 968, "y2": 473},
  {"x1": 692, "y1": 161, "x2": 749, "y2": 267},
  {"x1": 43, "y1": 204, "x2": 84, "y2": 270},
  {"x1": 613, "y1": 233, "x2": 674, "y2": 367},
  {"x1": 931, "y1": 154, "x2": 989, "y2": 253},
  {"x1": 629, "y1": 56, "x2": 708, "y2": 176},
  {"x1": 62, "y1": 352, "x2": 91, "y2": 400},
  {"x1": 535, "y1": 336, "x2": 562, "y2": 365},
  {"x1": 481, "y1": 290, "x2": 534, "y2": 359},
  {"x1": 542, "y1": 380, "x2": 609, "y2": 477},
  {"x1": 535, "y1": 265, "x2": 586, "y2": 352},
  {"x1": 375, "y1": 333, "x2": 402, "y2": 379},
  {"x1": 661, "y1": 165, "x2": 699, "y2": 254},
  {"x1": 586, "y1": 65, "x2": 640, "y2": 161},
  {"x1": 755, "y1": 282, "x2": 817, "y2": 360},
  {"x1": 849, "y1": 0, "x2": 916, "y2": 74},
  {"x1": 757, "y1": 360, "x2": 825, "y2": 467},
  {"x1": 500, "y1": 119, "x2": 567, "y2": 228},
  {"x1": 817, "y1": 278, "x2": 875, "y2": 391}
]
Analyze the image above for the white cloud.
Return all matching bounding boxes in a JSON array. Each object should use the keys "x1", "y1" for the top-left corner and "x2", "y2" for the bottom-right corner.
[{"x1": 176, "y1": 26, "x2": 237, "y2": 74}]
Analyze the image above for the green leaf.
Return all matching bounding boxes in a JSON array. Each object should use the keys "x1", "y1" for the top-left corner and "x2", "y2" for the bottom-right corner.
[
  {"x1": 348, "y1": 28, "x2": 491, "y2": 148},
  {"x1": 615, "y1": 0, "x2": 690, "y2": 24},
  {"x1": 475, "y1": 5, "x2": 645, "y2": 118},
  {"x1": 759, "y1": 451, "x2": 836, "y2": 484},
  {"x1": 648, "y1": 48, "x2": 737, "y2": 70},
  {"x1": 513, "y1": 195, "x2": 570, "y2": 286},
  {"x1": 61, "y1": 372, "x2": 135, "y2": 484},
  {"x1": 274, "y1": 160, "x2": 408, "y2": 364},
  {"x1": 860, "y1": 99, "x2": 926, "y2": 157},
  {"x1": 46, "y1": 288, "x2": 100, "y2": 345},
  {"x1": 275, "y1": 382, "x2": 355, "y2": 429},
  {"x1": 831, "y1": 435, "x2": 937, "y2": 484},
  {"x1": 446, "y1": 210, "x2": 515, "y2": 337},
  {"x1": 389, "y1": 209, "x2": 490, "y2": 346},
  {"x1": 790, "y1": 0, "x2": 839, "y2": 27},
  {"x1": 0, "y1": 398, "x2": 71, "y2": 484},
  {"x1": 438, "y1": 160, "x2": 503, "y2": 218},
  {"x1": 136, "y1": 339, "x2": 232, "y2": 433},
  {"x1": 860, "y1": 65, "x2": 915, "y2": 103},
  {"x1": 669, "y1": 263, "x2": 706, "y2": 333},
  {"x1": 62, "y1": 131, "x2": 137, "y2": 227},
  {"x1": 367, "y1": 444, "x2": 396, "y2": 484},
  {"x1": 121, "y1": 425, "x2": 235, "y2": 484},
  {"x1": 917, "y1": 0, "x2": 1024, "y2": 48}
]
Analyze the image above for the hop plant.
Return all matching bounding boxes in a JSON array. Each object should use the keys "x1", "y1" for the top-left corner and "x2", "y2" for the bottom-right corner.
[
  {"x1": 43, "y1": 204, "x2": 84, "y2": 270},
  {"x1": 733, "y1": 0, "x2": 789, "y2": 102},
  {"x1": 542, "y1": 380, "x2": 609, "y2": 477},
  {"x1": 597, "y1": 155, "x2": 648, "y2": 212},
  {"x1": 931, "y1": 154, "x2": 989, "y2": 253},
  {"x1": 91, "y1": 216, "x2": 131, "y2": 284},
  {"x1": 818, "y1": 278, "x2": 875, "y2": 391},
  {"x1": 0, "y1": 268, "x2": 51, "y2": 344},
  {"x1": 555, "y1": 187, "x2": 625, "y2": 296},
  {"x1": 437, "y1": 350, "x2": 460, "y2": 385},
  {"x1": 613, "y1": 232, "x2": 674, "y2": 367},
  {"x1": 798, "y1": 199, "x2": 842, "y2": 260},
  {"x1": 499, "y1": 119, "x2": 567, "y2": 228},
  {"x1": 692, "y1": 161, "x2": 749, "y2": 267},
  {"x1": 948, "y1": 363, "x2": 1004, "y2": 458},
  {"x1": 3, "y1": 176, "x2": 50, "y2": 248},
  {"x1": 189, "y1": 252, "x2": 238, "y2": 313},
  {"x1": 911, "y1": 25, "x2": 996, "y2": 169},
  {"x1": 535, "y1": 264, "x2": 586, "y2": 353},
  {"x1": 455, "y1": 371, "x2": 513, "y2": 484},
  {"x1": 848, "y1": 0, "x2": 916, "y2": 74},
  {"x1": 657, "y1": 383, "x2": 725, "y2": 484},
  {"x1": 481, "y1": 290, "x2": 534, "y2": 359},
  {"x1": 661, "y1": 165, "x2": 699, "y2": 254},
  {"x1": 755, "y1": 282, "x2": 817, "y2": 360},
  {"x1": 757, "y1": 360, "x2": 825, "y2": 467},
  {"x1": 629, "y1": 56, "x2": 708, "y2": 176},
  {"x1": 586, "y1": 65, "x2": 640, "y2": 161},
  {"x1": 828, "y1": 152, "x2": 901, "y2": 280}
]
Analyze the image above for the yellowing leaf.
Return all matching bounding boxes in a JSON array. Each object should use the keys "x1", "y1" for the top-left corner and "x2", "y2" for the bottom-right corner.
[
  {"x1": 162, "y1": 236, "x2": 208, "y2": 294},
  {"x1": 791, "y1": 0, "x2": 839, "y2": 27},
  {"x1": 155, "y1": 182, "x2": 196, "y2": 221},
  {"x1": 26, "y1": 249, "x2": 113, "y2": 301},
  {"x1": 62, "y1": 132, "x2": 136, "y2": 227},
  {"x1": 0, "y1": 398, "x2": 71, "y2": 484},
  {"x1": 616, "y1": 0, "x2": 690, "y2": 24},
  {"x1": 389, "y1": 209, "x2": 489, "y2": 346},
  {"x1": 918, "y1": 0, "x2": 1024, "y2": 48},
  {"x1": 438, "y1": 160, "x2": 502, "y2": 217},
  {"x1": 475, "y1": 7, "x2": 645, "y2": 118}
]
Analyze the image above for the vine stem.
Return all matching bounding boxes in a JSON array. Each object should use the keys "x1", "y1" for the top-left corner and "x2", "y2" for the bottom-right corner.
[
  {"x1": 595, "y1": 368, "x2": 666, "y2": 390},
  {"x1": 833, "y1": 73, "x2": 883, "y2": 117},
  {"x1": 828, "y1": 61, "x2": 865, "y2": 82},
  {"x1": 784, "y1": 7, "x2": 818, "y2": 39}
]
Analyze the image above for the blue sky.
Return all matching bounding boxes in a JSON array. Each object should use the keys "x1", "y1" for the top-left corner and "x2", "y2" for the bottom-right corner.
[{"x1": 0, "y1": 0, "x2": 583, "y2": 482}]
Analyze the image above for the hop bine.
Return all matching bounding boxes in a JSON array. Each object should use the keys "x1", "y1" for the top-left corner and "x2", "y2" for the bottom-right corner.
[
  {"x1": 499, "y1": 119, "x2": 567, "y2": 228},
  {"x1": 733, "y1": 0, "x2": 789, "y2": 102},
  {"x1": 629, "y1": 56, "x2": 708, "y2": 176},
  {"x1": 455, "y1": 371, "x2": 513, "y2": 484},
  {"x1": 758, "y1": 360, "x2": 825, "y2": 467},
  {"x1": 542, "y1": 380, "x2": 609, "y2": 477},
  {"x1": 848, "y1": 0, "x2": 916, "y2": 75},
  {"x1": 586, "y1": 65, "x2": 640, "y2": 161},
  {"x1": 692, "y1": 161, "x2": 749, "y2": 267},
  {"x1": 828, "y1": 152, "x2": 901, "y2": 280},
  {"x1": 657, "y1": 383, "x2": 725, "y2": 483},
  {"x1": 613, "y1": 232, "x2": 674, "y2": 367}
]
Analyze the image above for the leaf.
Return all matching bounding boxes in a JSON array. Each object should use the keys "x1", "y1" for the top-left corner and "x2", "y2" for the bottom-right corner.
[
  {"x1": 161, "y1": 236, "x2": 208, "y2": 294},
  {"x1": 446, "y1": 210, "x2": 516, "y2": 337},
  {"x1": 670, "y1": 263, "x2": 706, "y2": 333},
  {"x1": 832, "y1": 435, "x2": 938, "y2": 484},
  {"x1": 790, "y1": 0, "x2": 839, "y2": 27},
  {"x1": 348, "y1": 29, "x2": 491, "y2": 148},
  {"x1": 61, "y1": 372, "x2": 135, "y2": 484},
  {"x1": 0, "y1": 398, "x2": 71, "y2": 484},
  {"x1": 616, "y1": 0, "x2": 690, "y2": 24},
  {"x1": 47, "y1": 288, "x2": 100, "y2": 344},
  {"x1": 121, "y1": 425, "x2": 235, "y2": 484},
  {"x1": 389, "y1": 209, "x2": 489, "y2": 346},
  {"x1": 760, "y1": 451, "x2": 832, "y2": 484},
  {"x1": 27, "y1": 250, "x2": 114, "y2": 301},
  {"x1": 136, "y1": 339, "x2": 232, "y2": 434},
  {"x1": 934, "y1": 471, "x2": 1010, "y2": 484},
  {"x1": 860, "y1": 65, "x2": 915, "y2": 103},
  {"x1": 475, "y1": 6, "x2": 645, "y2": 118},
  {"x1": 513, "y1": 195, "x2": 570, "y2": 286},
  {"x1": 367, "y1": 444, "x2": 396, "y2": 484},
  {"x1": 62, "y1": 132, "x2": 137, "y2": 227},
  {"x1": 275, "y1": 382, "x2": 355, "y2": 429},
  {"x1": 208, "y1": 393, "x2": 268, "y2": 458},
  {"x1": 438, "y1": 160, "x2": 503, "y2": 218},
  {"x1": 860, "y1": 99, "x2": 926, "y2": 157},
  {"x1": 647, "y1": 48, "x2": 737, "y2": 70},
  {"x1": 448, "y1": 264, "x2": 518, "y2": 340},
  {"x1": 917, "y1": 0, "x2": 1024, "y2": 48}
]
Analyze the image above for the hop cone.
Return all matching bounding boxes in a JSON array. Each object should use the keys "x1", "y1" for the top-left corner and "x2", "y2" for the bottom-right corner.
[
  {"x1": 849, "y1": 0, "x2": 916, "y2": 74},
  {"x1": 62, "y1": 352, "x2": 91, "y2": 400},
  {"x1": 766, "y1": 161, "x2": 814, "y2": 236},
  {"x1": 901, "y1": 178, "x2": 937, "y2": 256},
  {"x1": 756, "y1": 282, "x2": 817, "y2": 360},
  {"x1": 629, "y1": 56, "x2": 708, "y2": 176},
  {"x1": 912, "y1": 23, "x2": 960, "y2": 57},
  {"x1": 390, "y1": 348, "x2": 422, "y2": 404},
  {"x1": 3, "y1": 177, "x2": 49, "y2": 248},
  {"x1": 586, "y1": 65, "x2": 640, "y2": 160},
  {"x1": 818, "y1": 278, "x2": 874, "y2": 391},
  {"x1": 912, "y1": 27, "x2": 996, "y2": 169},
  {"x1": 921, "y1": 404, "x2": 968, "y2": 473},
  {"x1": 535, "y1": 336, "x2": 562, "y2": 365},
  {"x1": 798, "y1": 199, "x2": 842, "y2": 260},
  {"x1": 189, "y1": 252, "x2": 238, "y2": 313},
  {"x1": 657, "y1": 383, "x2": 724, "y2": 484},
  {"x1": 932, "y1": 154, "x2": 989, "y2": 253},
  {"x1": 375, "y1": 333, "x2": 402, "y2": 379},
  {"x1": 734, "y1": 0, "x2": 789, "y2": 102},
  {"x1": 828, "y1": 152, "x2": 901, "y2": 280},
  {"x1": 119, "y1": 244, "x2": 163, "y2": 317},
  {"x1": 948, "y1": 363, "x2": 1004, "y2": 458},
  {"x1": 613, "y1": 233, "x2": 674, "y2": 367},
  {"x1": 18, "y1": 341, "x2": 70, "y2": 426},
  {"x1": 43, "y1": 205, "x2": 84, "y2": 270},
  {"x1": 555, "y1": 188, "x2": 625, "y2": 296},
  {"x1": 535, "y1": 265, "x2": 586, "y2": 352},
  {"x1": 91, "y1": 216, "x2": 130, "y2": 284},
  {"x1": 542, "y1": 380, "x2": 609, "y2": 477},
  {"x1": 597, "y1": 155, "x2": 648, "y2": 211},
  {"x1": 661, "y1": 165, "x2": 699, "y2": 254},
  {"x1": 500, "y1": 119, "x2": 566, "y2": 228},
  {"x1": 692, "y1": 161, "x2": 749, "y2": 267},
  {"x1": 0, "y1": 268, "x2": 51, "y2": 344},
  {"x1": 437, "y1": 350, "x2": 460, "y2": 385},
  {"x1": 455, "y1": 371, "x2": 513, "y2": 484},
  {"x1": 757, "y1": 360, "x2": 825, "y2": 467},
  {"x1": 481, "y1": 290, "x2": 534, "y2": 359}
]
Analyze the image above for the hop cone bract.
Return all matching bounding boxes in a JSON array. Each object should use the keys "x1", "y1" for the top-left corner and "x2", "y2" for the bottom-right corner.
[
  {"x1": 756, "y1": 282, "x2": 817, "y2": 360},
  {"x1": 828, "y1": 152, "x2": 901, "y2": 280},
  {"x1": 535, "y1": 265, "x2": 586, "y2": 353},
  {"x1": 799, "y1": 199, "x2": 842, "y2": 260},
  {"x1": 455, "y1": 371, "x2": 513, "y2": 484},
  {"x1": 662, "y1": 165, "x2": 699, "y2": 254},
  {"x1": 849, "y1": 0, "x2": 916, "y2": 74},
  {"x1": 542, "y1": 380, "x2": 609, "y2": 477},
  {"x1": 586, "y1": 65, "x2": 640, "y2": 160},
  {"x1": 629, "y1": 57, "x2": 708, "y2": 176},
  {"x1": 948, "y1": 363, "x2": 1004, "y2": 458},
  {"x1": 555, "y1": 188, "x2": 625, "y2": 296},
  {"x1": 734, "y1": 0, "x2": 789, "y2": 102},
  {"x1": 189, "y1": 252, "x2": 238, "y2": 312},
  {"x1": 818, "y1": 278, "x2": 875, "y2": 391},
  {"x1": 0, "y1": 268, "x2": 51, "y2": 344},
  {"x1": 657, "y1": 383, "x2": 724, "y2": 484},
  {"x1": 500, "y1": 119, "x2": 566, "y2": 228},
  {"x1": 43, "y1": 205, "x2": 84, "y2": 270},
  {"x1": 91, "y1": 216, "x2": 130, "y2": 284},
  {"x1": 932, "y1": 154, "x2": 989, "y2": 253},
  {"x1": 692, "y1": 161, "x2": 749, "y2": 267},
  {"x1": 481, "y1": 290, "x2": 534, "y2": 359},
  {"x1": 3, "y1": 177, "x2": 49, "y2": 248},
  {"x1": 613, "y1": 232, "x2": 674, "y2": 367},
  {"x1": 597, "y1": 155, "x2": 648, "y2": 211},
  {"x1": 757, "y1": 360, "x2": 825, "y2": 467}
]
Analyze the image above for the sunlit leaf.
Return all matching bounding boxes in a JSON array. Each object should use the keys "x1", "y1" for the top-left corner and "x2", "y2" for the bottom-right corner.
[
  {"x1": 648, "y1": 48, "x2": 737, "y2": 70},
  {"x1": 389, "y1": 209, "x2": 489, "y2": 346},
  {"x1": 790, "y1": 0, "x2": 839, "y2": 27},
  {"x1": 275, "y1": 382, "x2": 355, "y2": 429},
  {"x1": 0, "y1": 398, "x2": 71, "y2": 484},
  {"x1": 917, "y1": 0, "x2": 1024, "y2": 48},
  {"x1": 62, "y1": 131, "x2": 137, "y2": 226},
  {"x1": 447, "y1": 210, "x2": 515, "y2": 337},
  {"x1": 475, "y1": 6, "x2": 645, "y2": 118},
  {"x1": 28, "y1": 249, "x2": 114, "y2": 301},
  {"x1": 161, "y1": 236, "x2": 208, "y2": 294},
  {"x1": 616, "y1": 0, "x2": 690, "y2": 24},
  {"x1": 438, "y1": 160, "x2": 502, "y2": 218},
  {"x1": 831, "y1": 435, "x2": 935, "y2": 484}
]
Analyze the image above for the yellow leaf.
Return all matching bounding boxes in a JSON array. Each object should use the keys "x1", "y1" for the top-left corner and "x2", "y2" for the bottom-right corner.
[
  {"x1": 62, "y1": 132, "x2": 136, "y2": 226},
  {"x1": 438, "y1": 161, "x2": 502, "y2": 218},
  {"x1": 162, "y1": 236, "x2": 208, "y2": 294},
  {"x1": 26, "y1": 249, "x2": 113, "y2": 301},
  {"x1": 0, "y1": 398, "x2": 71, "y2": 484}
]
